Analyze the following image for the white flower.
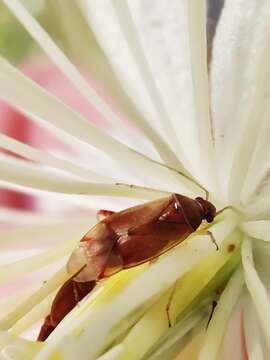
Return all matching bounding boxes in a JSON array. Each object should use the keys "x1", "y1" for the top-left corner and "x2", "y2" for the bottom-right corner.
[{"x1": 0, "y1": 0, "x2": 270, "y2": 359}]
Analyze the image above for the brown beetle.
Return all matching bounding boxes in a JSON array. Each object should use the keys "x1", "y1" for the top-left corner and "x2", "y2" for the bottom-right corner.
[{"x1": 38, "y1": 193, "x2": 216, "y2": 341}]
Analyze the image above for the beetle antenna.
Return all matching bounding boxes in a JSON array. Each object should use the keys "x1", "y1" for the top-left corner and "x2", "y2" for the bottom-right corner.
[{"x1": 131, "y1": 150, "x2": 209, "y2": 199}]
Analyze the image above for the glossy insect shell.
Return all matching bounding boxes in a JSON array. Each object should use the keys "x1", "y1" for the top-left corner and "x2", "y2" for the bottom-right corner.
[
  {"x1": 37, "y1": 279, "x2": 96, "y2": 341},
  {"x1": 38, "y1": 194, "x2": 216, "y2": 341},
  {"x1": 67, "y1": 194, "x2": 216, "y2": 283}
]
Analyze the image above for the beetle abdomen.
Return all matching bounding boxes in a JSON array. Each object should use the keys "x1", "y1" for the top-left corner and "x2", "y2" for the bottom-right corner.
[{"x1": 37, "y1": 279, "x2": 96, "y2": 341}]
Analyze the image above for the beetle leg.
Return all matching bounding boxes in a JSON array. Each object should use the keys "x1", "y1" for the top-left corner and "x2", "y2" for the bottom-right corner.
[
  {"x1": 194, "y1": 229, "x2": 219, "y2": 251},
  {"x1": 206, "y1": 300, "x2": 218, "y2": 329},
  {"x1": 165, "y1": 281, "x2": 178, "y2": 328},
  {"x1": 96, "y1": 209, "x2": 115, "y2": 221}
]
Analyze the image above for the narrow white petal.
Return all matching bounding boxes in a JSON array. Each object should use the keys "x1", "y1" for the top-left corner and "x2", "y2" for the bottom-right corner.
[
  {"x1": 11, "y1": 291, "x2": 55, "y2": 335},
  {"x1": 2, "y1": 0, "x2": 131, "y2": 137},
  {"x1": 243, "y1": 297, "x2": 264, "y2": 360},
  {"x1": 0, "y1": 218, "x2": 94, "y2": 250},
  {"x1": 3, "y1": 0, "x2": 185, "y2": 171},
  {"x1": 0, "y1": 206, "x2": 93, "y2": 225},
  {"x1": 0, "y1": 57, "x2": 125, "y2": 154},
  {"x1": 0, "y1": 287, "x2": 38, "y2": 321},
  {"x1": 187, "y1": 0, "x2": 217, "y2": 191},
  {"x1": 0, "y1": 57, "x2": 201, "y2": 193},
  {"x1": 112, "y1": 302, "x2": 205, "y2": 360},
  {"x1": 244, "y1": 195, "x2": 270, "y2": 219},
  {"x1": 112, "y1": 0, "x2": 188, "y2": 166},
  {"x1": 241, "y1": 220, "x2": 270, "y2": 242},
  {"x1": 0, "y1": 266, "x2": 70, "y2": 330},
  {"x1": 146, "y1": 310, "x2": 205, "y2": 360},
  {"x1": 221, "y1": 299, "x2": 246, "y2": 360},
  {"x1": 81, "y1": 0, "x2": 207, "y2": 175},
  {"x1": 0, "y1": 133, "x2": 112, "y2": 182},
  {"x1": 51, "y1": 1, "x2": 172, "y2": 166},
  {"x1": 0, "y1": 153, "x2": 167, "y2": 199},
  {"x1": 228, "y1": 8, "x2": 270, "y2": 203},
  {"x1": 0, "y1": 182, "x2": 99, "y2": 210},
  {"x1": 241, "y1": 100, "x2": 270, "y2": 201},
  {"x1": 211, "y1": 0, "x2": 270, "y2": 199},
  {"x1": 0, "y1": 241, "x2": 74, "y2": 285},
  {"x1": 251, "y1": 240, "x2": 270, "y2": 292},
  {"x1": 242, "y1": 237, "x2": 270, "y2": 345},
  {"x1": 198, "y1": 267, "x2": 244, "y2": 360}
]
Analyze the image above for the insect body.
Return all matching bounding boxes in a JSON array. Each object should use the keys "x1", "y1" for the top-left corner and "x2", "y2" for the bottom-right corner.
[
  {"x1": 38, "y1": 194, "x2": 216, "y2": 341},
  {"x1": 67, "y1": 194, "x2": 216, "y2": 282},
  {"x1": 38, "y1": 279, "x2": 95, "y2": 341}
]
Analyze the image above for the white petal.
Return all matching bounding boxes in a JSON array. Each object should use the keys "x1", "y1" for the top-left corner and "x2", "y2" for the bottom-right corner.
[
  {"x1": 0, "y1": 218, "x2": 94, "y2": 250},
  {"x1": 221, "y1": 299, "x2": 246, "y2": 360},
  {"x1": 80, "y1": 0, "x2": 206, "y2": 174},
  {"x1": 0, "y1": 57, "x2": 202, "y2": 194},
  {"x1": 243, "y1": 297, "x2": 264, "y2": 360},
  {"x1": 3, "y1": 0, "x2": 185, "y2": 172},
  {"x1": 11, "y1": 291, "x2": 55, "y2": 335},
  {"x1": 0, "y1": 241, "x2": 74, "y2": 285},
  {"x1": 187, "y1": 0, "x2": 217, "y2": 192},
  {"x1": 241, "y1": 220, "x2": 270, "y2": 242},
  {"x1": 146, "y1": 310, "x2": 205, "y2": 360},
  {"x1": 198, "y1": 267, "x2": 244, "y2": 360},
  {"x1": 211, "y1": 0, "x2": 270, "y2": 200},
  {"x1": 2, "y1": 0, "x2": 131, "y2": 138},
  {"x1": 0, "y1": 181, "x2": 159, "y2": 216},
  {"x1": 242, "y1": 237, "x2": 270, "y2": 346},
  {"x1": 50, "y1": 1, "x2": 159, "y2": 162},
  {"x1": 0, "y1": 133, "x2": 112, "y2": 182},
  {"x1": 244, "y1": 195, "x2": 270, "y2": 219},
  {"x1": 0, "y1": 153, "x2": 167, "y2": 199},
  {"x1": 240, "y1": 100, "x2": 270, "y2": 201},
  {"x1": 228, "y1": 13, "x2": 270, "y2": 203},
  {"x1": 0, "y1": 206, "x2": 93, "y2": 226},
  {"x1": 251, "y1": 240, "x2": 270, "y2": 293},
  {"x1": 111, "y1": 1, "x2": 189, "y2": 165},
  {"x1": 0, "y1": 266, "x2": 70, "y2": 330},
  {"x1": 0, "y1": 285, "x2": 42, "y2": 322}
]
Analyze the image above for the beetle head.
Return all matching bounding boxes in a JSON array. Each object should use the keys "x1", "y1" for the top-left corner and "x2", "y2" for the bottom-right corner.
[{"x1": 195, "y1": 197, "x2": 216, "y2": 223}]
